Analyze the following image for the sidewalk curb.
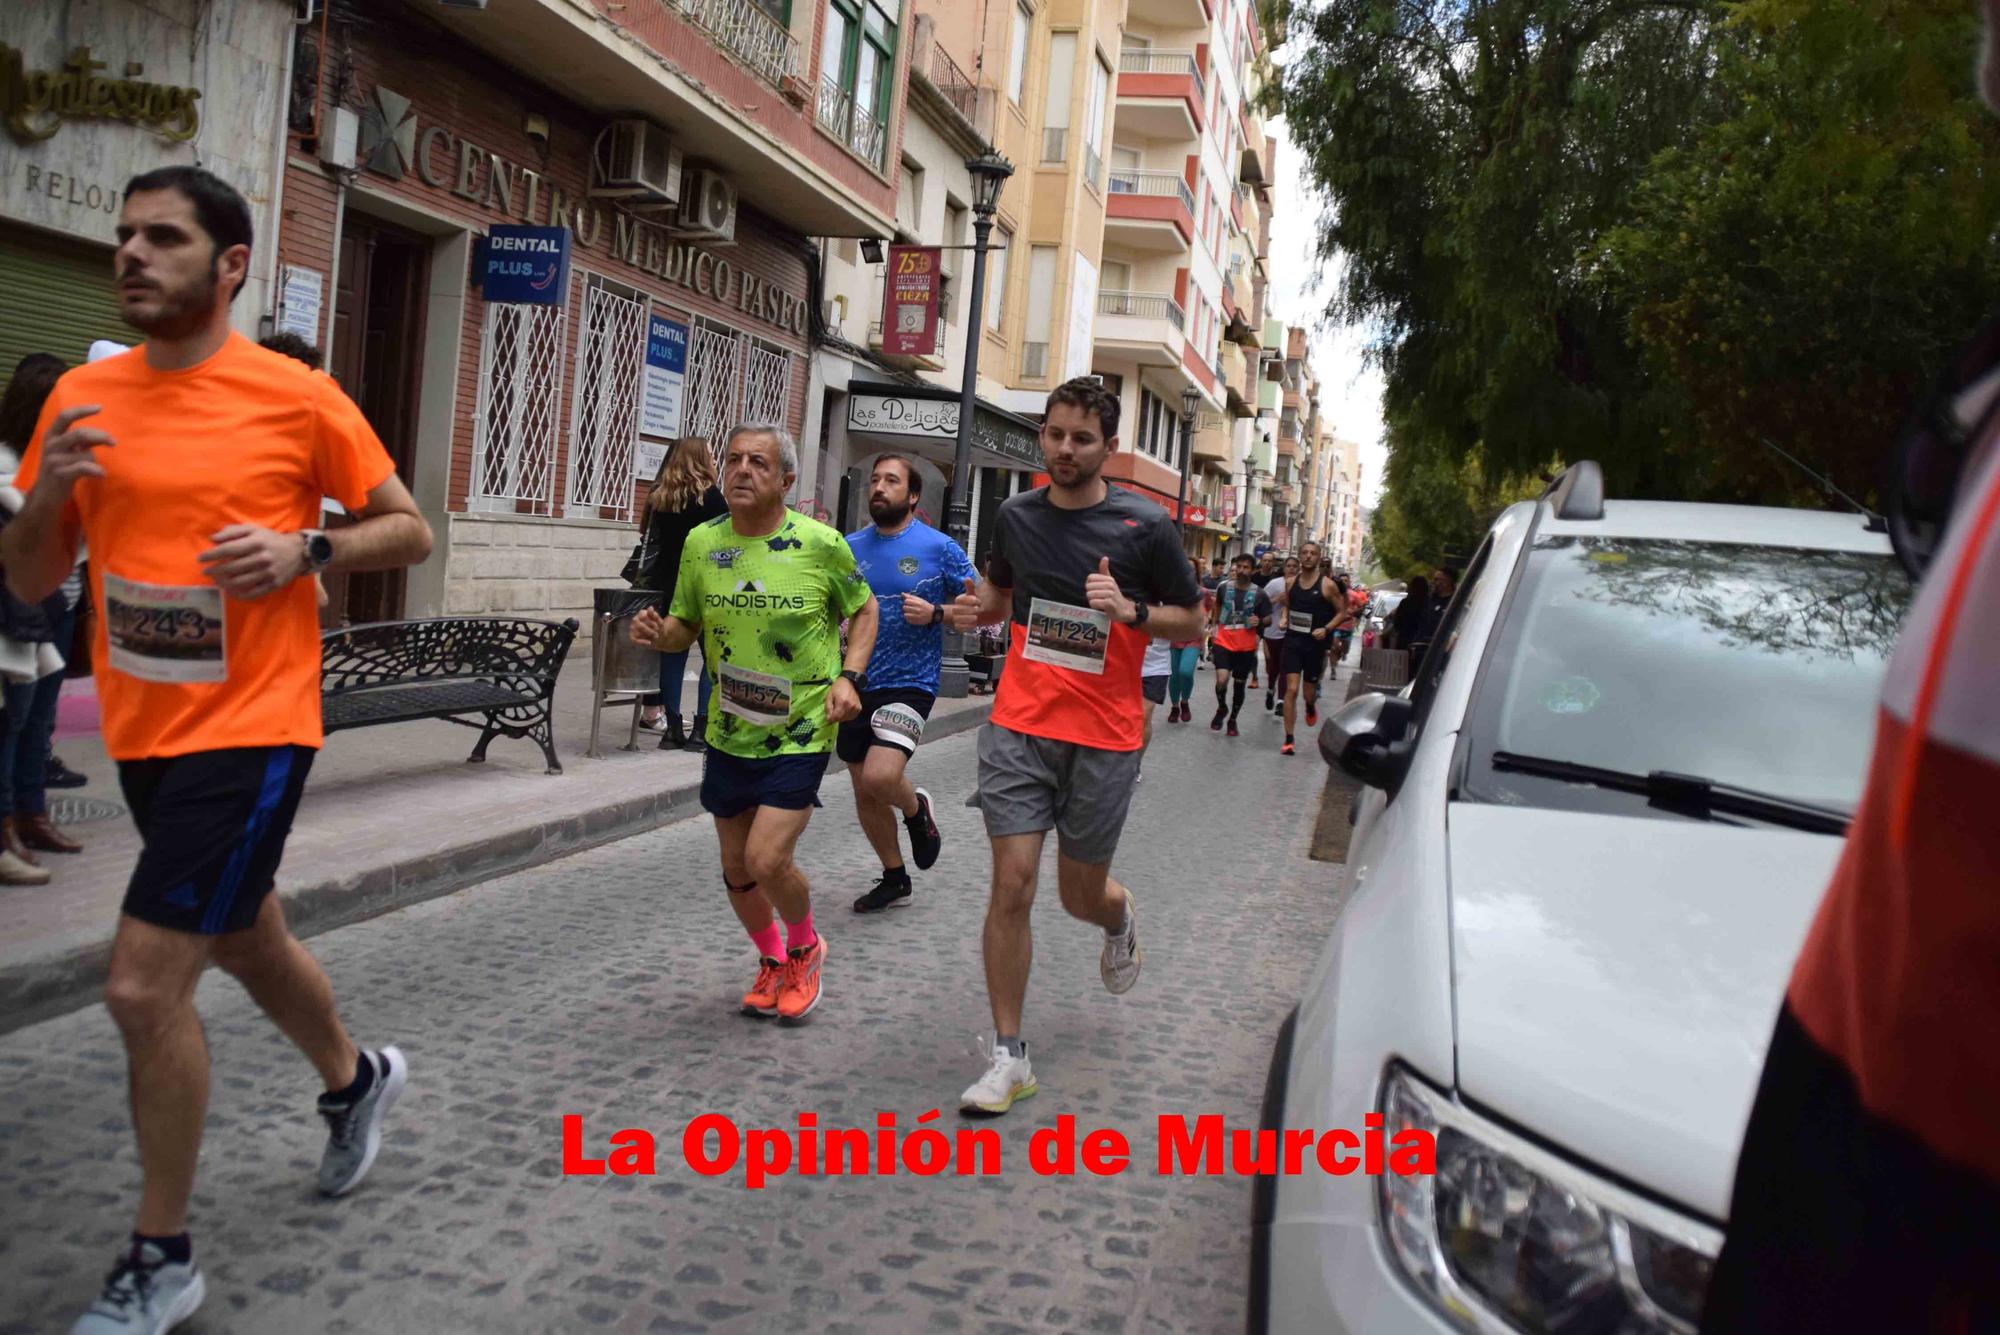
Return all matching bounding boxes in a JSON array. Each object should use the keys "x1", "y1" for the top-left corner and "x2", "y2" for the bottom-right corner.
[{"x1": 0, "y1": 702, "x2": 993, "y2": 1036}]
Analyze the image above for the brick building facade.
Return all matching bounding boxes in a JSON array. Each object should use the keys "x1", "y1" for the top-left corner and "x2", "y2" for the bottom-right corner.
[{"x1": 279, "y1": 0, "x2": 898, "y2": 631}]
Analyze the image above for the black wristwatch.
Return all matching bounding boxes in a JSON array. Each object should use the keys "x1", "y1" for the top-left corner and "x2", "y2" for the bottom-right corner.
[
  {"x1": 1128, "y1": 601, "x2": 1150, "y2": 628},
  {"x1": 840, "y1": 668, "x2": 869, "y2": 691},
  {"x1": 300, "y1": 529, "x2": 334, "y2": 574}
]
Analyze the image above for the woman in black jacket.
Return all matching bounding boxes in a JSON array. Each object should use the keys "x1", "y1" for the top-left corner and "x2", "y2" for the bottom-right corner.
[{"x1": 637, "y1": 437, "x2": 726, "y2": 749}]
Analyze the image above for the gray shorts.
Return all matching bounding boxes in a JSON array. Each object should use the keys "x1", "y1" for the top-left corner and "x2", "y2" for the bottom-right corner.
[{"x1": 975, "y1": 722, "x2": 1141, "y2": 865}]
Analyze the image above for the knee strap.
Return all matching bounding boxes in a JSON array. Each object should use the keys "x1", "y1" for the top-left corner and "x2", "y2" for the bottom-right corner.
[{"x1": 725, "y1": 878, "x2": 759, "y2": 894}]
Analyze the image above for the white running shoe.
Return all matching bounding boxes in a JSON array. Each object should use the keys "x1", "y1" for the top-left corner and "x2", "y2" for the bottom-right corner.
[
  {"x1": 1100, "y1": 894, "x2": 1142, "y2": 995},
  {"x1": 71, "y1": 1243, "x2": 205, "y2": 1334},
  {"x1": 960, "y1": 1040, "x2": 1037, "y2": 1115}
]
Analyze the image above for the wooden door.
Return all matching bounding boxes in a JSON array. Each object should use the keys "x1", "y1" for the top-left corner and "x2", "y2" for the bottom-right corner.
[{"x1": 326, "y1": 217, "x2": 428, "y2": 626}]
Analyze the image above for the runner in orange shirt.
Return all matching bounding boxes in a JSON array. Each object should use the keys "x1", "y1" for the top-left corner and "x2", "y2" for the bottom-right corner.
[
  {"x1": 958, "y1": 378, "x2": 1206, "y2": 1115},
  {"x1": 3, "y1": 166, "x2": 433, "y2": 1335}
]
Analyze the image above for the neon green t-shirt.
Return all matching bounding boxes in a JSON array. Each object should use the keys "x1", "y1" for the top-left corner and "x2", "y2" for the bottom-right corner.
[{"x1": 668, "y1": 510, "x2": 874, "y2": 758}]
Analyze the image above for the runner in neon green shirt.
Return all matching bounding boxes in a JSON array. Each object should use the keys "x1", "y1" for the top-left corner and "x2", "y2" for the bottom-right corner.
[
  {"x1": 633, "y1": 425, "x2": 878, "y2": 1025},
  {"x1": 670, "y1": 510, "x2": 873, "y2": 757}
]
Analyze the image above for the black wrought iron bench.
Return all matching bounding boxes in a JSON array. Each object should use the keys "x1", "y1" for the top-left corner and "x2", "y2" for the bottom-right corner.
[{"x1": 320, "y1": 617, "x2": 581, "y2": 775}]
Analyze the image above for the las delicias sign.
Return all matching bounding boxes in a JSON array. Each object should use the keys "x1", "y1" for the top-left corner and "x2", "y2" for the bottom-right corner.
[{"x1": 359, "y1": 85, "x2": 807, "y2": 338}]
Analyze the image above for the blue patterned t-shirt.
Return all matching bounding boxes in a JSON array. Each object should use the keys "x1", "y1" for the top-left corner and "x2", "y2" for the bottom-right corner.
[{"x1": 846, "y1": 519, "x2": 978, "y2": 695}]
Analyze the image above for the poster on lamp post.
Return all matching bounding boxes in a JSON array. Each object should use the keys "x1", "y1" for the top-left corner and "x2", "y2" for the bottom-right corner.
[{"x1": 883, "y1": 246, "x2": 943, "y2": 357}]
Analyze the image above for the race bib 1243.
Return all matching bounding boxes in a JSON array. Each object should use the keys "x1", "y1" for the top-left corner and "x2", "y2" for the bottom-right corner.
[{"x1": 103, "y1": 573, "x2": 227, "y2": 684}]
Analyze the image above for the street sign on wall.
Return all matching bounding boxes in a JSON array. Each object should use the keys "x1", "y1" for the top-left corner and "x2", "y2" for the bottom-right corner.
[
  {"x1": 637, "y1": 314, "x2": 689, "y2": 477},
  {"x1": 479, "y1": 225, "x2": 571, "y2": 304},
  {"x1": 882, "y1": 246, "x2": 943, "y2": 357}
]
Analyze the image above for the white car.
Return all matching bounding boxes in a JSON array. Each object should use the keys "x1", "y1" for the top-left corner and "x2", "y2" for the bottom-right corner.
[{"x1": 1251, "y1": 462, "x2": 1910, "y2": 1334}]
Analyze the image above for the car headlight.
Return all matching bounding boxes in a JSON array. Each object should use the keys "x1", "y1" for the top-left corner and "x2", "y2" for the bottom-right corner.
[{"x1": 1377, "y1": 1065, "x2": 1720, "y2": 1334}]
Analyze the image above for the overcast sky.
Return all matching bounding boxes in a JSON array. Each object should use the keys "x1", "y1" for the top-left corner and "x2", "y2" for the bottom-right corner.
[{"x1": 1262, "y1": 118, "x2": 1388, "y2": 508}]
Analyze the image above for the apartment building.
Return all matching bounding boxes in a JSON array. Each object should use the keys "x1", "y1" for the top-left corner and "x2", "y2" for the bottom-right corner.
[
  {"x1": 274, "y1": 0, "x2": 901, "y2": 627},
  {"x1": 1092, "y1": 0, "x2": 1271, "y2": 554}
]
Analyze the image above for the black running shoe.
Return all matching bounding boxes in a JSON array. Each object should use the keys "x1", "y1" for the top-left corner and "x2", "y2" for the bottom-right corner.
[
  {"x1": 905, "y1": 788, "x2": 943, "y2": 870},
  {"x1": 46, "y1": 756, "x2": 88, "y2": 789},
  {"x1": 1210, "y1": 706, "x2": 1227, "y2": 732},
  {"x1": 853, "y1": 875, "x2": 913, "y2": 913}
]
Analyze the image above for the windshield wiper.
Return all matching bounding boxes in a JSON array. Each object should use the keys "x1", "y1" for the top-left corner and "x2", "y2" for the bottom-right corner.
[{"x1": 1490, "y1": 751, "x2": 1851, "y2": 837}]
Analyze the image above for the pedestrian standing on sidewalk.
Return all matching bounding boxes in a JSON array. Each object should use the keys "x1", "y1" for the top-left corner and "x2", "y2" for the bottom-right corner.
[
  {"x1": 0, "y1": 351, "x2": 81, "y2": 880},
  {"x1": 4, "y1": 166, "x2": 434, "y2": 1335},
  {"x1": 629, "y1": 423, "x2": 876, "y2": 1022},
  {"x1": 841, "y1": 453, "x2": 979, "y2": 914},
  {"x1": 958, "y1": 377, "x2": 1205, "y2": 1116},
  {"x1": 635, "y1": 438, "x2": 725, "y2": 750}
]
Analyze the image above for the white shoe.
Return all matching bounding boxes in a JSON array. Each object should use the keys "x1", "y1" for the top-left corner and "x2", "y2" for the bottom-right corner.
[
  {"x1": 0, "y1": 848, "x2": 50, "y2": 885},
  {"x1": 1100, "y1": 893, "x2": 1142, "y2": 995},
  {"x1": 71, "y1": 1243, "x2": 206, "y2": 1334},
  {"x1": 960, "y1": 1040, "x2": 1037, "y2": 1115}
]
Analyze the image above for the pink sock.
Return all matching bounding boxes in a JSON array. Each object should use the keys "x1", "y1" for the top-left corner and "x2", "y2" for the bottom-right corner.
[
  {"x1": 749, "y1": 924, "x2": 784, "y2": 962},
  {"x1": 785, "y1": 912, "x2": 817, "y2": 953}
]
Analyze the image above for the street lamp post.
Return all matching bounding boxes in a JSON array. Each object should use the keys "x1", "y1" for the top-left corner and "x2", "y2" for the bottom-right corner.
[
  {"x1": 939, "y1": 148, "x2": 1014, "y2": 698},
  {"x1": 1175, "y1": 386, "x2": 1200, "y2": 556}
]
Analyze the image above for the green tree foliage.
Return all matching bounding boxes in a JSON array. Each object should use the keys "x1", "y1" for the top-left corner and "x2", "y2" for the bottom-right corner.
[
  {"x1": 1281, "y1": 0, "x2": 2000, "y2": 561},
  {"x1": 1601, "y1": 0, "x2": 2000, "y2": 504}
]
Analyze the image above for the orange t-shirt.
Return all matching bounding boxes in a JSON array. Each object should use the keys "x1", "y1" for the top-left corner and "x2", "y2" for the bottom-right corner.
[{"x1": 17, "y1": 333, "x2": 395, "y2": 761}]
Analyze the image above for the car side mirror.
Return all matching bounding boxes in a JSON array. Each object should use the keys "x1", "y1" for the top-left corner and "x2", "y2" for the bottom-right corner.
[{"x1": 1319, "y1": 692, "x2": 1415, "y2": 793}]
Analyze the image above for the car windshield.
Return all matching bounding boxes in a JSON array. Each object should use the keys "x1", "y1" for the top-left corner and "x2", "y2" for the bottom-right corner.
[{"x1": 1460, "y1": 536, "x2": 1910, "y2": 821}]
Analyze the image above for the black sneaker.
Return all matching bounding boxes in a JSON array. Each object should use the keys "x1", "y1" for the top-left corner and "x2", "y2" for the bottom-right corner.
[
  {"x1": 905, "y1": 788, "x2": 943, "y2": 870},
  {"x1": 46, "y1": 755, "x2": 88, "y2": 789},
  {"x1": 853, "y1": 874, "x2": 913, "y2": 913},
  {"x1": 1210, "y1": 706, "x2": 1227, "y2": 732}
]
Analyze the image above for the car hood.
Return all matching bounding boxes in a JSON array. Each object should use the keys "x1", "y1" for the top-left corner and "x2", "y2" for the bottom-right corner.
[{"x1": 1447, "y1": 803, "x2": 1841, "y2": 1221}]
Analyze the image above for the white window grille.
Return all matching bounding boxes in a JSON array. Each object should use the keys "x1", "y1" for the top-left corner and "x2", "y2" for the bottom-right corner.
[
  {"x1": 566, "y1": 275, "x2": 649, "y2": 518},
  {"x1": 682, "y1": 321, "x2": 743, "y2": 459},
  {"x1": 471, "y1": 293, "x2": 569, "y2": 514},
  {"x1": 741, "y1": 338, "x2": 795, "y2": 428}
]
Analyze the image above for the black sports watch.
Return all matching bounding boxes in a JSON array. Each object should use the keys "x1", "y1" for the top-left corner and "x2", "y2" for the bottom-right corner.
[
  {"x1": 1127, "y1": 601, "x2": 1150, "y2": 628},
  {"x1": 300, "y1": 529, "x2": 334, "y2": 574},
  {"x1": 840, "y1": 668, "x2": 869, "y2": 691}
]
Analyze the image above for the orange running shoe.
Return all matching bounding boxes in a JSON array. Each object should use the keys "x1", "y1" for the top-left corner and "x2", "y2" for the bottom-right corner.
[
  {"x1": 776, "y1": 937, "x2": 828, "y2": 1020},
  {"x1": 742, "y1": 956, "x2": 785, "y2": 1016}
]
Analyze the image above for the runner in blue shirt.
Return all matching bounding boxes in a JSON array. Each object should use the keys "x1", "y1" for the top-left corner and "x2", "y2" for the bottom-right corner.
[{"x1": 842, "y1": 453, "x2": 980, "y2": 912}]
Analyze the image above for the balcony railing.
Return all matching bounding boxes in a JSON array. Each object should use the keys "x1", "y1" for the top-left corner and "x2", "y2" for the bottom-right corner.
[
  {"x1": 1105, "y1": 168, "x2": 1194, "y2": 214},
  {"x1": 1022, "y1": 341, "x2": 1049, "y2": 380},
  {"x1": 817, "y1": 76, "x2": 887, "y2": 168},
  {"x1": 1118, "y1": 48, "x2": 1206, "y2": 106},
  {"x1": 1043, "y1": 127, "x2": 1068, "y2": 163},
  {"x1": 927, "y1": 38, "x2": 978, "y2": 122},
  {"x1": 654, "y1": 0, "x2": 801, "y2": 87},
  {"x1": 1098, "y1": 290, "x2": 1185, "y2": 331},
  {"x1": 1083, "y1": 143, "x2": 1103, "y2": 192}
]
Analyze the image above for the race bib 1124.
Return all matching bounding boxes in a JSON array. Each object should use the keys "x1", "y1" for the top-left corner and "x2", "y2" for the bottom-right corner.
[{"x1": 1022, "y1": 598, "x2": 1110, "y2": 674}]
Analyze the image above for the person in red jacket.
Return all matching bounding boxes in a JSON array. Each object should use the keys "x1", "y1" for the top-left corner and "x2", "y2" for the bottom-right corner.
[{"x1": 1701, "y1": 24, "x2": 2000, "y2": 1309}]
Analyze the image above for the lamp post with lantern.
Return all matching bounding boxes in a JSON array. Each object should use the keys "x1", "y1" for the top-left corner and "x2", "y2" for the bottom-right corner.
[
  {"x1": 939, "y1": 149, "x2": 1015, "y2": 696},
  {"x1": 1175, "y1": 385, "x2": 1201, "y2": 555}
]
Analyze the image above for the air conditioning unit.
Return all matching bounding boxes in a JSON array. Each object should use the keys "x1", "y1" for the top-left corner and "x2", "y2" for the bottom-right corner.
[
  {"x1": 676, "y1": 167, "x2": 737, "y2": 243},
  {"x1": 592, "y1": 119, "x2": 682, "y2": 206}
]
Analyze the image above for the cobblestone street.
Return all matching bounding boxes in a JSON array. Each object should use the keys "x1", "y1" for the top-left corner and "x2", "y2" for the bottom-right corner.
[{"x1": 2, "y1": 682, "x2": 1348, "y2": 1335}]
